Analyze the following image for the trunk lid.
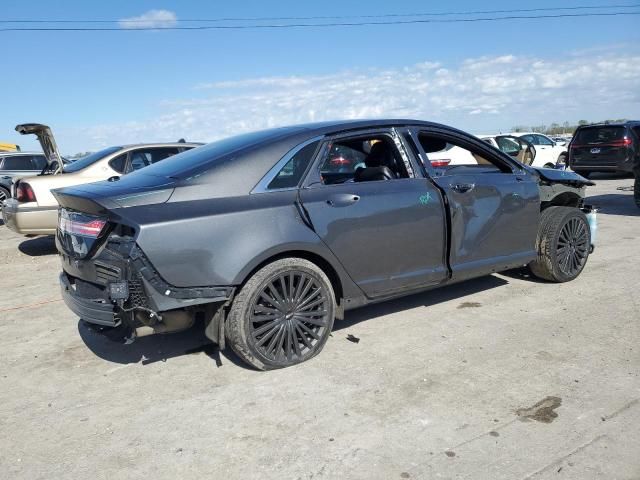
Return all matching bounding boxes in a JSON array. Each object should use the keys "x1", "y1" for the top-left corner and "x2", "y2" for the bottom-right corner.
[
  {"x1": 52, "y1": 173, "x2": 177, "y2": 258},
  {"x1": 15, "y1": 123, "x2": 64, "y2": 172}
]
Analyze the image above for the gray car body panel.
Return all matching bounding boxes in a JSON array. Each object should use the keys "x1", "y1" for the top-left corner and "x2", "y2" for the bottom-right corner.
[{"x1": 52, "y1": 119, "x2": 591, "y2": 315}]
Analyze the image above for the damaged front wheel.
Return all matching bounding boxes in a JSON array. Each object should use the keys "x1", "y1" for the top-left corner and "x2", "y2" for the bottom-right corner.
[{"x1": 529, "y1": 206, "x2": 591, "y2": 282}]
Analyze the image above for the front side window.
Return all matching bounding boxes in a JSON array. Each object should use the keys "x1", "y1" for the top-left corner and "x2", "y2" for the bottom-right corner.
[
  {"x1": 128, "y1": 151, "x2": 152, "y2": 172},
  {"x1": 316, "y1": 134, "x2": 409, "y2": 185},
  {"x1": 536, "y1": 135, "x2": 555, "y2": 146},
  {"x1": 496, "y1": 137, "x2": 522, "y2": 155},
  {"x1": 267, "y1": 141, "x2": 319, "y2": 190},
  {"x1": 419, "y1": 132, "x2": 512, "y2": 173}
]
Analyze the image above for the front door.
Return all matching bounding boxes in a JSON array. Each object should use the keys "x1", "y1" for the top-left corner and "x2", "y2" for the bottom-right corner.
[
  {"x1": 299, "y1": 130, "x2": 448, "y2": 298},
  {"x1": 415, "y1": 128, "x2": 540, "y2": 281}
]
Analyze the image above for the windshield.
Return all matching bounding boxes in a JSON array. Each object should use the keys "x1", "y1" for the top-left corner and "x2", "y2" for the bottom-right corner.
[
  {"x1": 62, "y1": 146, "x2": 122, "y2": 173},
  {"x1": 129, "y1": 127, "x2": 302, "y2": 179},
  {"x1": 574, "y1": 126, "x2": 625, "y2": 145}
]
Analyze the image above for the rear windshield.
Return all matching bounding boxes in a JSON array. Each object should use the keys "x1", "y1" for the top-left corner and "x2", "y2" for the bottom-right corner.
[
  {"x1": 127, "y1": 127, "x2": 302, "y2": 179},
  {"x1": 574, "y1": 126, "x2": 625, "y2": 145},
  {"x1": 63, "y1": 146, "x2": 122, "y2": 173}
]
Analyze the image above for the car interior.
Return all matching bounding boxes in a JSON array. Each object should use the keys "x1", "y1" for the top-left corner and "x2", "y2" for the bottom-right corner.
[{"x1": 319, "y1": 135, "x2": 410, "y2": 185}]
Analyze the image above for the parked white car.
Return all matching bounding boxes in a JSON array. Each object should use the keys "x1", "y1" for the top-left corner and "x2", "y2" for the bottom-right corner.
[
  {"x1": 424, "y1": 143, "x2": 477, "y2": 166},
  {"x1": 511, "y1": 132, "x2": 567, "y2": 168},
  {"x1": 479, "y1": 135, "x2": 537, "y2": 166}
]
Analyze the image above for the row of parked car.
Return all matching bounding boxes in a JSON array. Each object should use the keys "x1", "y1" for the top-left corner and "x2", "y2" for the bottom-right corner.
[
  {"x1": 1, "y1": 120, "x2": 602, "y2": 370},
  {"x1": 1, "y1": 124, "x2": 201, "y2": 234}
]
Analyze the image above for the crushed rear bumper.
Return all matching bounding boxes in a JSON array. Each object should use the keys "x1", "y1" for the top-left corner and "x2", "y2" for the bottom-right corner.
[{"x1": 60, "y1": 272, "x2": 119, "y2": 327}]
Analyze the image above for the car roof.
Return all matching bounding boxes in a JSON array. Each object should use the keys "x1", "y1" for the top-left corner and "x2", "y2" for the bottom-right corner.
[
  {"x1": 117, "y1": 142, "x2": 203, "y2": 149},
  {"x1": 0, "y1": 151, "x2": 46, "y2": 155},
  {"x1": 575, "y1": 121, "x2": 640, "y2": 129},
  {"x1": 283, "y1": 119, "x2": 452, "y2": 136}
]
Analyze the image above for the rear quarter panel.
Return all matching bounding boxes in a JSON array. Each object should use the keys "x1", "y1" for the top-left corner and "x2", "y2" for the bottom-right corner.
[{"x1": 116, "y1": 190, "x2": 361, "y2": 298}]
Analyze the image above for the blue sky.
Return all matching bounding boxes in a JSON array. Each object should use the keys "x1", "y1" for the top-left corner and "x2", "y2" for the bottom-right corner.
[{"x1": 2, "y1": 0, "x2": 639, "y2": 153}]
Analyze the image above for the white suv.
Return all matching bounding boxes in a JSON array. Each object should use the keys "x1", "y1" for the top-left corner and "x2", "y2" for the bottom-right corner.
[{"x1": 512, "y1": 133, "x2": 567, "y2": 168}]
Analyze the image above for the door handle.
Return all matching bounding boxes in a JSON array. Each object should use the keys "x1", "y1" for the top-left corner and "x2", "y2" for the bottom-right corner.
[
  {"x1": 326, "y1": 194, "x2": 360, "y2": 207},
  {"x1": 451, "y1": 183, "x2": 475, "y2": 193}
]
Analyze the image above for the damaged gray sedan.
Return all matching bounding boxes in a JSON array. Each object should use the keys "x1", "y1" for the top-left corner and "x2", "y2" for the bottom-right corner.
[{"x1": 52, "y1": 120, "x2": 594, "y2": 370}]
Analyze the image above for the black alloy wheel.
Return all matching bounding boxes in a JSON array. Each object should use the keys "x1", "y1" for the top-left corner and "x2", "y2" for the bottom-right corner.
[
  {"x1": 226, "y1": 257, "x2": 336, "y2": 370},
  {"x1": 529, "y1": 206, "x2": 591, "y2": 283},
  {"x1": 250, "y1": 271, "x2": 331, "y2": 362},
  {"x1": 556, "y1": 216, "x2": 589, "y2": 277}
]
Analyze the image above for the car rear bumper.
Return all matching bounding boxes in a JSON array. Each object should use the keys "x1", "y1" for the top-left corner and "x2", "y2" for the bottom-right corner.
[
  {"x1": 571, "y1": 156, "x2": 635, "y2": 173},
  {"x1": 2, "y1": 199, "x2": 58, "y2": 235},
  {"x1": 60, "y1": 272, "x2": 119, "y2": 327},
  {"x1": 58, "y1": 238, "x2": 235, "y2": 327}
]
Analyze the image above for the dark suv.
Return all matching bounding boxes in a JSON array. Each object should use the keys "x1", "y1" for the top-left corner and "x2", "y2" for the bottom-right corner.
[{"x1": 568, "y1": 121, "x2": 640, "y2": 178}]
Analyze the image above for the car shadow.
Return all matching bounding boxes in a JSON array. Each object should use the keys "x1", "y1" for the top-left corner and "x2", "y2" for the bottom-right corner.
[
  {"x1": 18, "y1": 235, "x2": 58, "y2": 256},
  {"x1": 79, "y1": 275, "x2": 508, "y2": 369},
  {"x1": 78, "y1": 320, "x2": 247, "y2": 368},
  {"x1": 587, "y1": 172, "x2": 633, "y2": 180},
  {"x1": 333, "y1": 274, "x2": 508, "y2": 332},
  {"x1": 586, "y1": 193, "x2": 639, "y2": 217}
]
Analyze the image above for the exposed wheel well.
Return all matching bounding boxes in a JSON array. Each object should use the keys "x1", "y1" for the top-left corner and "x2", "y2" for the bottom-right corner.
[
  {"x1": 240, "y1": 250, "x2": 344, "y2": 306},
  {"x1": 542, "y1": 192, "x2": 582, "y2": 210}
]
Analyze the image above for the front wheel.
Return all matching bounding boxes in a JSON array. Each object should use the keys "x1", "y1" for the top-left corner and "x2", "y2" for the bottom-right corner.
[
  {"x1": 226, "y1": 257, "x2": 336, "y2": 370},
  {"x1": 529, "y1": 207, "x2": 591, "y2": 282}
]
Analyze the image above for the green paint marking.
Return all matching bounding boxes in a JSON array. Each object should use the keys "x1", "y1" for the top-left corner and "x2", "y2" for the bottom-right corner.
[{"x1": 419, "y1": 193, "x2": 432, "y2": 205}]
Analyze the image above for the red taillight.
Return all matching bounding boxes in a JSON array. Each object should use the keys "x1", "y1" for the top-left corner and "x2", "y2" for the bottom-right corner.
[
  {"x1": 59, "y1": 213, "x2": 106, "y2": 238},
  {"x1": 16, "y1": 182, "x2": 37, "y2": 203},
  {"x1": 430, "y1": 159, "x2": 451, "y2": 167},
  {"x1": 572, "y1": 138, "x2": 632, "y2": 148}
]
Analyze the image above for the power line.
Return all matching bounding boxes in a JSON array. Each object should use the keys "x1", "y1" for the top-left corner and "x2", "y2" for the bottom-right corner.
[
  {"x1": 1, "y1": 11, "x2": 639, "y2": 32},
  {"x1": 1, "y1": 3, "x2": 639, "y2": 24}
]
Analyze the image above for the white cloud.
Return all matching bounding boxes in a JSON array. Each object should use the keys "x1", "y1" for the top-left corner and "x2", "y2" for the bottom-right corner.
[
  {"x1": 118, "y1": 9, "x2": 177, "y2": 29},
  {"x1": 68, "y1": 50, "x2": 640, "y2": 150}
]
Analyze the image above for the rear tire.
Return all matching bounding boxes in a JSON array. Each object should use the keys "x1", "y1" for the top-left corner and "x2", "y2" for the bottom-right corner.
[
  {"x1": 529, "y1": 207, "x2": 591, "y2": 283},
  {"x1": 226, "y1": 257, "x2": 336, "y2": 370}
]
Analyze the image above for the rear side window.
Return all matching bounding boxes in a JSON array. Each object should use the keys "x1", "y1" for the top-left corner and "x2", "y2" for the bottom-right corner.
[
  {"x1": 267, "y1": 141, "x2": 319, "y2": 190},
  {"x1": 109, "y1": 154, "x2": 127, "y2": 174},
  {"x1": 126, "y1": 147, "x2": 182, "y2": 173},
  {"x1": 1, "y1": 156, "x2": 32, "y2": 170},
  {"x1": 574, "y1": 126, "x2": 625, "y2": 145}
]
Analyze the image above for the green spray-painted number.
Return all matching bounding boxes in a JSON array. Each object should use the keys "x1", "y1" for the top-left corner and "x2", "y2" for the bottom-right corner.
[{"x1": 419, "y1": 193, "x2": 432, "y2": 205}]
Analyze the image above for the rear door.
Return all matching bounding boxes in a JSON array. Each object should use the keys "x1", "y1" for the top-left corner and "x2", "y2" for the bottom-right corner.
[
  {"x1": 414, "y1": 127, "x2": 539, "y2": 281},
  {"x1": 299, "y1": 128, "x2": 448, "y2": 298}
]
